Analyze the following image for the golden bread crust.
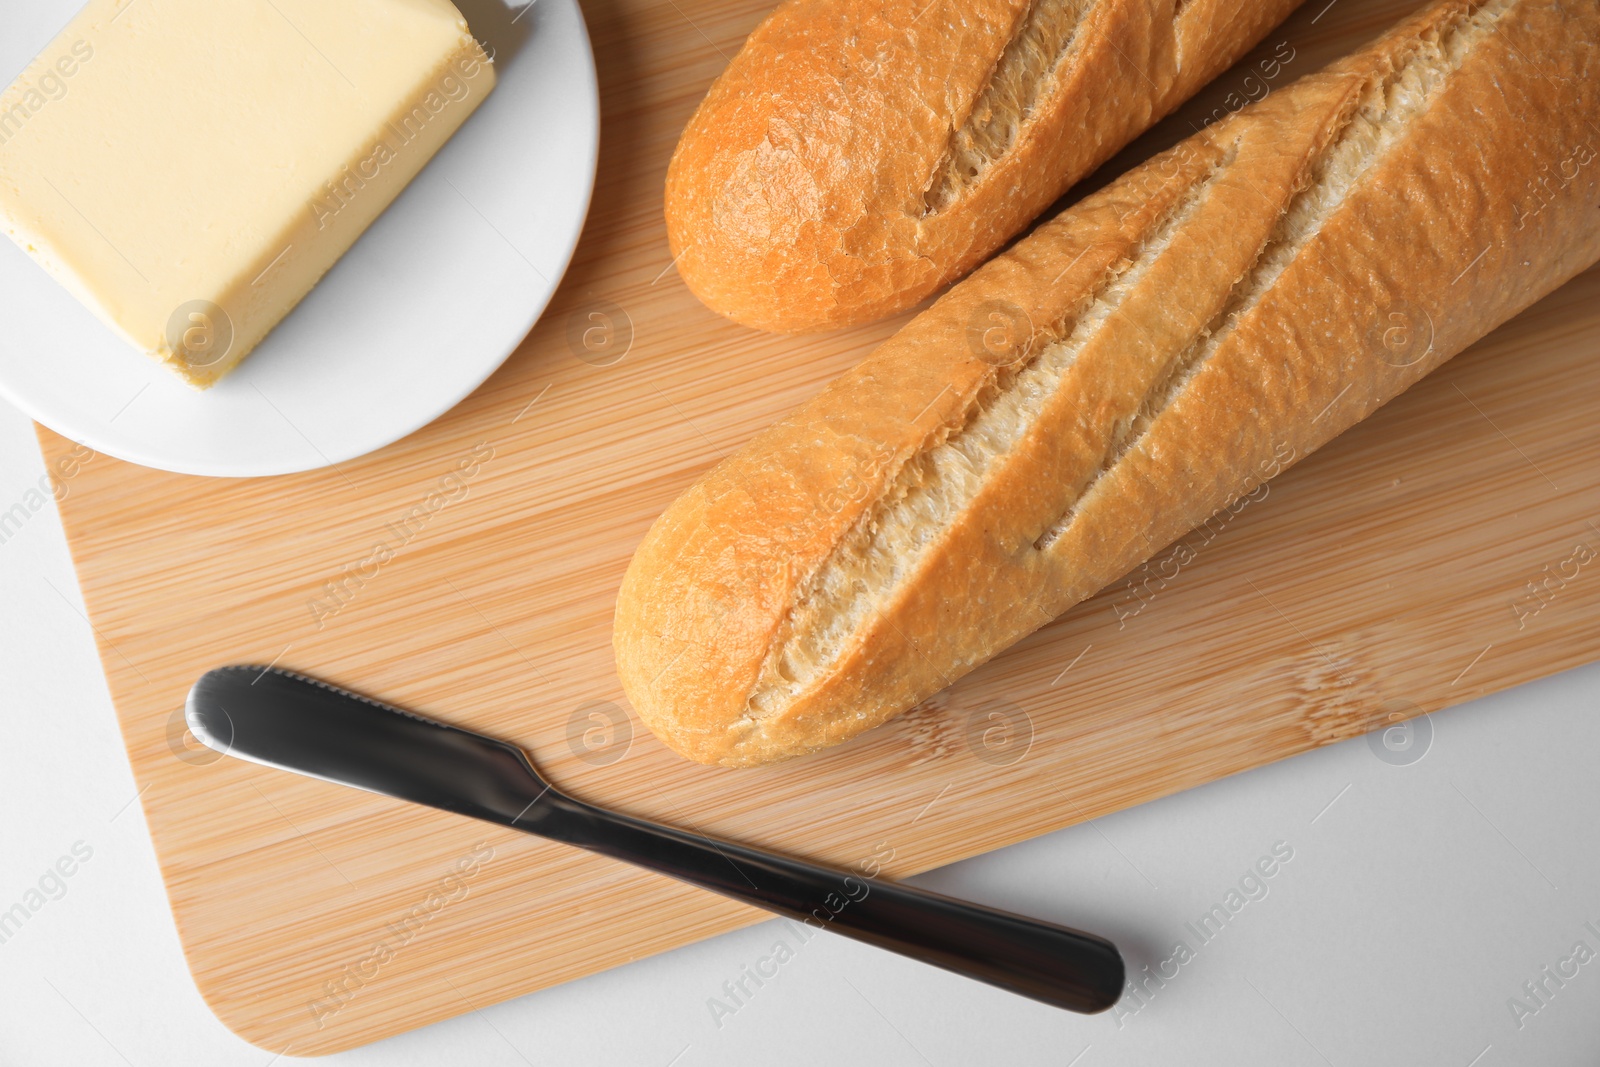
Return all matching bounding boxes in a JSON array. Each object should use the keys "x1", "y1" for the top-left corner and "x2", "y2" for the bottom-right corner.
[
  {"x1": 665, "y1": 0, "x2": 1306, "y2": 332},
  {"x1": 622, "y1": 0, "x2": 1600, "y2": 765}
]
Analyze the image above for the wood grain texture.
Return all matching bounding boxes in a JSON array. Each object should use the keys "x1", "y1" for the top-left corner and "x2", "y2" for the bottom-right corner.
[{"x1": 37, "y1": 0, "x2": 1600, "y2": 1054}]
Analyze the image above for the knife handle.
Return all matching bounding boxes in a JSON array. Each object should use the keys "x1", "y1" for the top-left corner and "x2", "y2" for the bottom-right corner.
[{"x1": 536, "y1": 794, "x2": 1124, "y2": 1014}]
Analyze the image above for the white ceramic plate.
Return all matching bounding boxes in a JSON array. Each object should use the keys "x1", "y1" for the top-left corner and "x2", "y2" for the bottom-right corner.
[{"x1": 0, "y1": 0, "x2": 599, "y2": 477}]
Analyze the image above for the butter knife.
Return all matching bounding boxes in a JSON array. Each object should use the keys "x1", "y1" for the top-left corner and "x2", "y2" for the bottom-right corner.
[{"x1": 186, "y1": 666, "x2": 1124, "y2": 1013}]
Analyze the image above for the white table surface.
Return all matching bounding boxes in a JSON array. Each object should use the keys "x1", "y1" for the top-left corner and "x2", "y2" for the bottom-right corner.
[{"x1": 2, "y1": 400, "x2": 1598, "y2": 1066}]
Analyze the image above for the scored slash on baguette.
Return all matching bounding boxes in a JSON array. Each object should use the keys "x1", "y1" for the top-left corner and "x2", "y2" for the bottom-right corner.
[
  {"x1": 619, "y1": 0, "x2": 1600, "y2": 766},
  {"x1": 665, "y1": 0, "x2": 1307, "y2": 332}
]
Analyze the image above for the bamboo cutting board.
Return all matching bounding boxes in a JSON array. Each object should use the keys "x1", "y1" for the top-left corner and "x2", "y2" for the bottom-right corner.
[{"x1": 38, "y1": 0, "x2": 1600, "y2": 1054}]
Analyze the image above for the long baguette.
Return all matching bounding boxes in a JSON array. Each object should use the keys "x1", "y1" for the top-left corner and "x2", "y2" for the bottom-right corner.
[
  {"x1": 666, "y1": 0, "x2": 1305, "y2": 332},
  {"x1": 620, "y1": 0, "x2": 1600, "y2": 767}
]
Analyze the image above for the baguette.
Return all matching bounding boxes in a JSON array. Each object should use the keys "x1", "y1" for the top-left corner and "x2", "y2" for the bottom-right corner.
[
  {"x1": 665, "y1": 0, "x2": 1306, "y2": 332},
  {"x1": 620, "y1": 0, "x2": 1600, "y2": 766}
]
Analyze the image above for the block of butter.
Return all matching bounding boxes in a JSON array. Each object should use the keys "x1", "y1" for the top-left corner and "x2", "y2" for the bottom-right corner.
[{"x1": 0, "y1": 0, "x2": 494, "y2": 387}]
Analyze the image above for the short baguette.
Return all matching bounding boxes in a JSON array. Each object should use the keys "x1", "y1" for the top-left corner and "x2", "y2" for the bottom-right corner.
[
  {"x1": 621, "y1": 0, "x2": 1600, "y2": 766},
  {"x1": 666, "y1": 0, "x2": 1305, "y2": 332}
]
